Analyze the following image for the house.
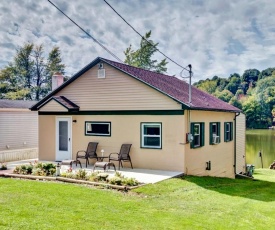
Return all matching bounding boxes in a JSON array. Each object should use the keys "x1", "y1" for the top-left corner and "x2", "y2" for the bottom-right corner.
[
  {"x1": 0, "y1": 100, "x2": 38, "y2": 162},
  {"x1": 30, "y1": 57, "x2": 246, "y2": 178}
]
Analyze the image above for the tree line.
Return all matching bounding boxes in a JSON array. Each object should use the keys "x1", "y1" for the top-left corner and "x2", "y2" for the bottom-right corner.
[
  {"x1": 0, "y1": 43, "x2": 65, "y2": 101},
  {"x1": 194, "y1": 68, "x2": 275, "y2": 129},
  {"x1": 2, "y1": 31, "x2": 271, "y2": 129}
]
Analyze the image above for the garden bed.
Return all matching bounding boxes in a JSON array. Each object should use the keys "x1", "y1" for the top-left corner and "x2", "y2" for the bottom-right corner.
[{"x1": 3, "y1": 161, "x2": 143, "y2": 191}]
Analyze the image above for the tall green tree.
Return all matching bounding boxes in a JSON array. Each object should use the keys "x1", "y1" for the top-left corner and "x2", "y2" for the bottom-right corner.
[
  {"x1": 124, "y1": 31, "x2": 168, "y2": 73},
  {"x1": 0, "y1": 43, "x2": 65, "y2": 101}
]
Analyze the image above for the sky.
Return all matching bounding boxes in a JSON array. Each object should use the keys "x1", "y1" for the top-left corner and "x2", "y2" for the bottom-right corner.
[{"x1": 0, "y1": 0, "x2": 275, "y2": 82}]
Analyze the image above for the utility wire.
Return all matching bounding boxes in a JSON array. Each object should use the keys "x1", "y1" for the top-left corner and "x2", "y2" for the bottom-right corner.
[
  {"x1": 103, "y1": 0, "x2": 190, "y2": 72},
  {"x1": 47, "y1": 0, "x2": 123, "y2": 63}
]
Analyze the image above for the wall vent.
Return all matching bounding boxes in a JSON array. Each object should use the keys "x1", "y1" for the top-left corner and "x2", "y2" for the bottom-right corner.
[{"x1": 98, "y1": 69, "x2": 105, "y2": 78}]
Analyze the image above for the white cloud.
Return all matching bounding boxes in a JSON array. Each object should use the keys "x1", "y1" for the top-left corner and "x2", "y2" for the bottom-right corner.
[{"x1": 0, "y1": 0, "x2": 275, "y2": 81}]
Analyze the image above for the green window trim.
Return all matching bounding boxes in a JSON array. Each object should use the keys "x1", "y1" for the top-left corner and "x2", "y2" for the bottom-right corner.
[
  {"x1": 190, "y1": 122, "x2": 205, "y2": 149},
  {"x1": 224, "y1": 122, "x2": 233, "y2": 142},
  {"x1": 140, "y1": 122, "x2": 162, "y2": 149},
  {"x1": 209, "y1": 122, "x2": 221, "y2": 145}
]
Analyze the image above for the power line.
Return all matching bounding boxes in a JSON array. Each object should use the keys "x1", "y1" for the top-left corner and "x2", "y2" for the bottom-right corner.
[
  {"x1": 103, "y1": 0, "x2": 190, "y2": 72},
  {"x1": 47, "y1": 0, "x2": 123, "y2": 63}
]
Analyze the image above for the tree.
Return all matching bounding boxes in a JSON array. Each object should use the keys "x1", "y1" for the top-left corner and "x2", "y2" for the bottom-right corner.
[
  {"x1": 229, "y1": 96, "x2": 242, "y2": 109},
  {"x1": 213, "y1": 89, "x2": 234, "y2": 103},
  {"x1": 242, "y1": 69, "x2": 260, "y2": 82},
  {"x1": 196, "y1": 79, "x2": 217, "y2": 94},
  {"x1": 0, "y1": 43, "x2": 65, "y2": 100},
  {"x1": 124, "y1": 31, "x2": 168, "y2": 73},
  {"x1": 225, "y1": 75, "x2": 241, "y2": 95},
  {"x1": 242, "y1": 95, "x2": 262, "y2": 128}
]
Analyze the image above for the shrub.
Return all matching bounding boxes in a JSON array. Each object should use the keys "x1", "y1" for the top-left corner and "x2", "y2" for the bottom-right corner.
[
  {"x1": 13, "y1": 164, "x2": 33, "y2": 174},
  {"x1": 122, "y1": 177, "x2": 139, "y2": 186},
  {"x1": 96, "y1": 173, "x2": 109, "y2": 182},
  {"x1": 108, "y1": 176, "x2": 122, "y2": 185},
  {"x1": 75, "y1": 169, "x2": 88, "y2": 180},
  {"x1": 13, "y1": 161, "x2": 56, "y2": 176},
  {"x1": 0, "y1": 162, "x2": 7, "y2": 170}
]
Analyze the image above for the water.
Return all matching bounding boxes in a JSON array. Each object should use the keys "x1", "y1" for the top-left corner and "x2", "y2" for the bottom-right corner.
[{"x1": 246, "y1": 129, "x2": 275, "y2": 168}]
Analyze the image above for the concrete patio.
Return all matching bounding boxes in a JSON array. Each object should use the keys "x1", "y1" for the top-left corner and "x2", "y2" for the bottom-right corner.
[{"x1": 3, "y1": 159, "x2": 184, "y2": 184}]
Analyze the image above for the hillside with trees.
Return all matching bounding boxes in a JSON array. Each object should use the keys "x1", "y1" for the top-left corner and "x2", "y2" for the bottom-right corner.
[{"x1": 193, "y1": 68, "x2": 275, "y2": 129}]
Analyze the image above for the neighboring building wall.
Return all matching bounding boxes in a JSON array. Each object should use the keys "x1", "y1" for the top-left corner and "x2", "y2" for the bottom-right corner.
[
  {"x1": 0, "y1": 109, "x2": 38, "y2": 151},
  {"x1": 184, "y1": 110, "x2": 236, "y2": 178},
  {"x1": 54, "y1": 63, "x2": 182, "y2": 111},
  {"x1": 38, "y1": 113, "x2": 186, "y2": 171},
  {"x1": 235, "y1": 113, "x2": 246, "y2": 173}
]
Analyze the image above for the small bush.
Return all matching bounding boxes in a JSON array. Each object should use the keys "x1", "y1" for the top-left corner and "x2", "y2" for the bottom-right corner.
[
  {"x1": 13, "y1": 161, "x2": 56, "y2": 176},
  {"x1": 96, "y1": 173, "x2": 109, "y2": 182},
  {"x1": 108, "y1": 176, "x2": 122, "y2": 185},
  {"x1": 75, "y1": 169, "x2": 88, "y2": 180},
  {"x1": 122, "y1": 177, "x2": 139, "y2": 186},
  {"x1": 0, "y1": 162, "x2": 7, "y2": 170}
]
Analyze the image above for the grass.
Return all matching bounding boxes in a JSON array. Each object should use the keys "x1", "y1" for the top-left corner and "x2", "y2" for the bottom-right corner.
[{"x1": 0, "y1": 169, "x2": 274, "y2": 230}]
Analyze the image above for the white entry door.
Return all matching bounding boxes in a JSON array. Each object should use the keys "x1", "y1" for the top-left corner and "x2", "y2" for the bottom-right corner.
[{"x1": 56, "y1": 117, "x2": 72, "y2": 161}]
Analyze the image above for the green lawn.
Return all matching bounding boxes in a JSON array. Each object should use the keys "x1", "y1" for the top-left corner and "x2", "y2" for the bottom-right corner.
[{"x1": 0, "y1": 169, "x2": 274, "y2": 230}]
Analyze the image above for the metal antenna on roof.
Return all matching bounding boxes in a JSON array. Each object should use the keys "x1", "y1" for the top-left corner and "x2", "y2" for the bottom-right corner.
[
  {"x1": 188, "y1": 64, "x2": 192, "y2": 104},
  {"x1": 180, "y1": 64, "x2": 193, "y2": 104}
]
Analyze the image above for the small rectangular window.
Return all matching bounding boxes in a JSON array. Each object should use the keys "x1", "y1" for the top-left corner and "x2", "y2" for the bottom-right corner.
[
  {"x1": 224, "y1": 122, "x2": 233, "y2": 142},
  {"x1": 85, "y1": 122, "x2": 111, "y2": 136},
  {"x1": 209, "y1": 122, "x2": 220, "y2": 145},
  {"x1": 141, "y1": 123, "x2": 162, "y2": 149},
  {"x1": 191, "y1": 122, "x2": 205, "y2": 148}
]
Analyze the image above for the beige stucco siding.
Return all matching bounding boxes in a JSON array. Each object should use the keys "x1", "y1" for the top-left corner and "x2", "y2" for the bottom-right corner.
[
  {"x1": 39, "y1": 100, "x2": 68, "y2": 112},
  {"x1": 55, "y1": 64, "x2": 181, "y2": 111},
  {"x1": 38, "y1": 115, "x2": 56, "y2": 161},
  {"x1": 38, "y1": 114, "x2": 186, "y2": 171},
  {"x1": 236, "y1": 113, "x2": 246, "y2": 173},
  {"x1": 184, "y1": 110, "x2": 236, "y2": 178},
  {"x1": 0, "y1": 110, "x2": 38, "y2": 151}
]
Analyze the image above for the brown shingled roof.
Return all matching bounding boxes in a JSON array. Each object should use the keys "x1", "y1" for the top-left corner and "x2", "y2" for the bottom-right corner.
[
  {"x1": 102, "y1": 59, "x2": 241, "y2": 112},
  {"x1": 52, "y1": 96, "x2": 79, "y2": 111},
  {"x1": 0, "y1": 99, "x2": 36, "y2": 109},
  {"x1": 31, "y1": 57, "x2": 241, "y2": 113}
]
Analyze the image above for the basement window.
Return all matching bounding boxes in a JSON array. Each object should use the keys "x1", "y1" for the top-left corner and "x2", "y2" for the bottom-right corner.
[{"x1": 85, "y1": 122, "x2": 111, "y2": 136}]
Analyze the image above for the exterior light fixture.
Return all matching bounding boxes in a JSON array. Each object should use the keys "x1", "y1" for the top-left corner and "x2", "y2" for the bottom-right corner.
[{"x1": 56, "y1": 163, "x2": 61, "y2": 176}]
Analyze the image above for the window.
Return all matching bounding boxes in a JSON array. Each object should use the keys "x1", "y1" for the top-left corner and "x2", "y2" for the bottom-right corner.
[
  {"x1": 209, "y1": 122, "x2": 220, "y2": 144},
  {"x1": 224, "y1": 122, "x2": 233, "y2": 142},
  {"x1": 85, "y1": 122, "x2": 111, "y2": 136},
  {"x1": 141, "y1": 123, "x2": 162, "y2": 149},
  {"x1": 191, "y1": 122, "x2": 204, "y2": 148}
]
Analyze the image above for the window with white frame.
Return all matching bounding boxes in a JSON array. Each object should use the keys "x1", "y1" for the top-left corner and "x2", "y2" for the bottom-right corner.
[
  {"x1": 85, "y1": 122, "x2": 111, "y2": 136},
  {"x1": 191, "y1": 122, "x2": 205, "y2": 148},
  {"x1": 141, "y1": 123, "x2": 162, "y2": 149},
  {"x1": 209, "y1": 122, "x2": 220, "y2": 144}
]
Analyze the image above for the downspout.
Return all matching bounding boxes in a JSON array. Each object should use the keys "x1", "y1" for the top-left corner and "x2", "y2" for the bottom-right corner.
[{"x1": 234, "y1": 112, "x2": 240, "y2": 175}]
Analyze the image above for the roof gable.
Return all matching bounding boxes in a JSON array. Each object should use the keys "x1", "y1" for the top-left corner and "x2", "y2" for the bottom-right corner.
[
  {"x1": 31, "y1": 57, "x2": 241, "y2": 113},
  {"x1": 38, "y1": 96, "x2": 79, "y2": 112}
]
